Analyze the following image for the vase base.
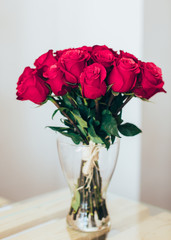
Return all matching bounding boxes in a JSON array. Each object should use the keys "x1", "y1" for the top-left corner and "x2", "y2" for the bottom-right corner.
[{"x1": 67, "y1": 214, "x2": 111, "y2": 233}]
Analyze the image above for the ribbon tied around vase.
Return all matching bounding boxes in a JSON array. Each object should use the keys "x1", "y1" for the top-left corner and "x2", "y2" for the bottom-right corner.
[{"x1": 78, "y1": 141, "x2": 100, "y2": 191}]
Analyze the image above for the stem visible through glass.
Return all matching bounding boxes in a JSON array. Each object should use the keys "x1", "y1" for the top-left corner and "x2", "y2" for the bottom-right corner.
[{"x1": 69, "y1": 159, "x2": 108, "y2": 225}]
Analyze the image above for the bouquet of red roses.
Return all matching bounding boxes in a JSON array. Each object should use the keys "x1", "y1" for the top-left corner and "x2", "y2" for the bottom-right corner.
[
  {"x1": 16, "y1": 45, "x2": 166, "y2": 230},
  {"x1": 16, "y1": 45, "x2": 166, "y2": 148}
]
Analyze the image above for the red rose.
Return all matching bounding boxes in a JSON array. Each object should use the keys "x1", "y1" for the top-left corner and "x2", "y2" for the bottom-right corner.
[
  {"x1": 54, "y1": 48, "x2": 72, "y2": 61},
  {"x1": 80, "y1": 63, "x2": 107, "y2": 99},
  {"x1": 91, "y1": 45, "x2": 118, "y2": 68},
  {"x1": 77, "y1": 46, "x2": 92, "y2": 53},
  {"x1": 46, "y1": 68, "x2": 70, "y2": 96},
  {"x1": 119, "y1": 50, "x2": 138, "y2": 63},
  {"x1": 133, "y1": 62, "x2": 166, "y2": 99},
  {"x1": 34, "y1": 50, "x2": 58, "y2": 79},
  {"x1": 55, "y1": 47, "x2": 92, "y2": 60},
  {"x1": 42, "y1": 63, "x2": 59, "y2": 79},
  {"x1": 34, "y1": 50, "x2": 57, "y2": 69},
  {"x1": 108, "y1": 57, "x2": 140, "y2": 92},
  {"x1": 58, "y1": 49, "x2": 90, "y2": 84},
  {"x1": 16, "y1": 67, "x2": 50, "y2": 104}
]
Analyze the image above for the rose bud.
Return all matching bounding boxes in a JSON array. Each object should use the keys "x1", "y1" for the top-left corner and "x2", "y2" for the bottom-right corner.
[
  {"x1": 133, "y1": 62, "x2": 166, "y2": 99},
  {"x1": 58, "y1": 49, "x2": 90, "y2": 84},
  {"x1": 80, "y1": 63, "x2": 107, "y2": 99},
  {"x1": 91, "y1": 45, "x2": 118, "y2": 69},
  {"x1": 16, "y1": 67, "x2": 50, "y2": 104},
  {"x1": 34, "y1": 50, "x2": 58, "y2": 78},
  {"x1": 108, "y1": 57, "x2": 140, "y2": 93}
]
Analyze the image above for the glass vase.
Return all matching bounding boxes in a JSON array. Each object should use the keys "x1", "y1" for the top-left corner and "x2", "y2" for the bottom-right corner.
[{"x1": 57, "y1": 137, "x2": 120, "y2": 232}]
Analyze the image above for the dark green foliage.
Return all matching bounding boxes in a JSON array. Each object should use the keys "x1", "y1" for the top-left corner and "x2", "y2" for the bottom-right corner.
[
  {"x1": 118, "y1": 123, "x2": 142, "y2": 136},
  {"x1": 48, "y1": 89, "x2": 142, "y2": 148},
  {"x1": 48, "y1": 126, "x2": 82, "y2": 144},
  {"x1": 100, "y1": 110, "x2": 120, "y2": 137},
  {"x1": 110, "y1": 93, "x2": 125, "y2": 114},
  {"x1": 88, "y1": 122, "x2": 103, "y2": 144}
]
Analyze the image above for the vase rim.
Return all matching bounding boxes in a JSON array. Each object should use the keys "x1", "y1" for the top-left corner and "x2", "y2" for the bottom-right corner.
[{"x1": 57, "y1": 136, "x2": 120, "y2": 148}]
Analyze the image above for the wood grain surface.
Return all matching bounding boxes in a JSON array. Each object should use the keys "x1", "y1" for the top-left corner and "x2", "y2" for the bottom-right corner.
[
  {"x1": 0, "y1": 197, "x2": 10, "y2": 207},
  {"x1": 0, "y1": 189, "x2": 170, "y2": 240}
]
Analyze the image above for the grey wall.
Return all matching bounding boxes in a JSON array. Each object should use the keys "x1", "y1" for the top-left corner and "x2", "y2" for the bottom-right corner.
[
  {"x1": 0, "y1": 0, "x2": 143, "y2": 201},
  {"x1": 141, "y1": 0, "x2": 171, "y2": 210}
]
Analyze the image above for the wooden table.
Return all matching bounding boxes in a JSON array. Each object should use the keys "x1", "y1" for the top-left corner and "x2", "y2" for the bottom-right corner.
[
  {"x1": 0, "y1": 189, "x2": 170, "y2": 240},
  {"x1": 0, "y1": 197, "x2": 10, "y2": 208}
]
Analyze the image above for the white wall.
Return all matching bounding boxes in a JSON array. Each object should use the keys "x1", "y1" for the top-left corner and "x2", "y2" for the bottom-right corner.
[
  {"x1": 0, "y1": 0, "x2": 143, "y2": 201},
  {"x1": 140, "y1": 0, "x2": 171, "y2": 210}
]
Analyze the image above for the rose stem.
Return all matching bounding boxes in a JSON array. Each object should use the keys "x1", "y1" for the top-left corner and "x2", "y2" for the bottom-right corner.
[
  {"x1": 89, "y1": 190, "x2": 96, "y2": 226},
  {"x1": 95, "y1": 169, "x2": 104, "y2": 219},
  {"x1": 95, "y1": 99, "x2": 99, "y2": 120},
  {"x1": 95, "y1": 162, "x2": 108, "y2": 219},
  {"x1": 92, "y1": 172, "x2": 102, "y2": 220},
  {"x1": 91, "y1": 166, "x2": 101, "y2": 220},
  {"x1": 49, "y1": 96, "x2": 89, "y2": 145},
  {"x1": 107, "y1": 93, "x2": 115, "y2": 107},
  {"x1": 67, "y1": 96, "x2": 78, "y2": 109},
  {"x1": 114, "y1": 95, "x2": 133, "y2": 116}
]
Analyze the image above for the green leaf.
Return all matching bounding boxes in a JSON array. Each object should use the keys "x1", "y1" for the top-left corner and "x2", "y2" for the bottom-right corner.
[
  {"x1": 62, "y1": 95, "x2": 73, "y2": 109},
  {"x1": 124, "y1": 92, "x2": 135, "y2": 96},
  {"x1": 51, "y1": 107, "x2": 69, "y2": 119},
  {"x1": 76, "y1": 96, "x2": 83, "y2": 105},
  {"x1": 52, "y1": 109, "x2": 58, "y2": 119},
  {"x1": 89, "y1": 100, "x2": 95, "y2": 108},
  {"x1": 140, "y1": 98, "x2": 151, "y2": 102},
  {"x1": 111, "y1": 90, "x2": 119, "y2": 96},
  {"x1": 71, "y1": 190, "x2": 80, "y2": 212},
  {"x1": 107, "y1": 84, "x2": 113, "y2": 92},
  {"x1": 47, "y1": 126, "x2": 82, "y2": 144},
  {"x1": 118, "y1": 123, "x2": 142, "y2": 136},
  {"x1": 77, "y1": 125, "x2": 87, "y2": 137},
  {"x1": 47, "y1": 126, "x2": 69, "y2": 132},
  {"x1": 71, "y1": 110, "x2": 88, "y2": 128},
  {"x1": 88, "y1": 123, "x2": 103, "y2": 144},
  {"x1": 90, "y1": 109, "x2": 96, "y2": 118},
  {"x1": 63, "y1": 119, "x2": 73, "y2": 128},
  {"x1": 100, "y1": 110, "x2": 120, "y2": 137},
  {"x1": 78, "y1": 105, "x2": 91, "y2": 120},
  {"x1": 110, "y1": 94, "x2": 125, "y2": 114},
  {"x1": 62, "y1": 131, "x2": 82, "y2": 144},
  {"x1": 111, "y1": 135, "x2": 115, "y2": 144},
  {"x1": 93, "y1": 119, "x2": 100, "y2": 127},
  {"x1": 98, "y1": 131, "x2": 111, "y2": 149},
  {"x1": 68, "y1": 95, "x2": 78, "y2": 107},
  {"x1": 115, "y1": 112, "x2": 123, "y2": 125}
]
